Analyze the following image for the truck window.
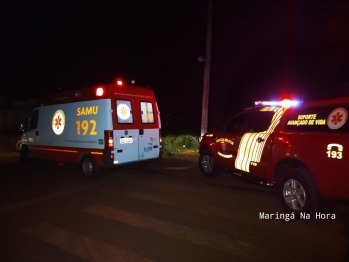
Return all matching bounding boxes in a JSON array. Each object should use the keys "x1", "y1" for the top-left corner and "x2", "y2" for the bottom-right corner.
[
  {"x1": 28, "y1": 109, "x2": 39, "y2": 130},
  {"x1": 140, "y1": 101, "x2": 155, "y2": 124},
  {"x1": 224, "y1": 114, "x2": 247, "y2": 133},
  {"x1": 116, "y1": 100, "x2": 133, "y2": 124},
  {"x1": 246, "y1": 111, "x2": 274, "y2": 132}
]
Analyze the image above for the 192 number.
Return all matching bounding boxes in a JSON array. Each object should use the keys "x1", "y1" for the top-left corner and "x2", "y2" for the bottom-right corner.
[{"x1": 76, "y1": 120, "x2": 97, "y2": 135}]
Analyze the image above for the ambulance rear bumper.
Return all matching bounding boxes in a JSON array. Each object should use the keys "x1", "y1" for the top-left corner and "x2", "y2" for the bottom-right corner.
[{"x1": 102, "y1": 149, "x2": 162, "y2": 167}]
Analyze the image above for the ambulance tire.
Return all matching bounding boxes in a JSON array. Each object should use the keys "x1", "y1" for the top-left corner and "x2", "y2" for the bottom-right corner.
[
  {"x1": 277, "y1": 166, "x2": 318, "y2": 218},
  {"x1": 20, "y1": 146, "x2": 32, "y2": 165},
  {"x1": 81, "y1": 154, "x2": 101, "y2": 178},
  {"x1": 199, "y1": 149, "x2": 220, "y2": 177}
]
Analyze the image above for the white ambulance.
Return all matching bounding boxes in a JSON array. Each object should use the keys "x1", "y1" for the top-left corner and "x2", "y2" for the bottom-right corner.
[{"x1": 19, "y1": 80, "x2": 162, "y2": 177}]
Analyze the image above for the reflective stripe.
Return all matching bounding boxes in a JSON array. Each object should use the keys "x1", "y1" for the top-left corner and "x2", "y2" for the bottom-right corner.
[{"x1": 235, "y1": 108, "x2": 286, "y2": 172}]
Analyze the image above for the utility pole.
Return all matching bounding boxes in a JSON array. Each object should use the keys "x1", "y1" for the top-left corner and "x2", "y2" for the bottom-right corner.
[{"x1": 200, "y1": 0, "x2": 212, "y2": 137}]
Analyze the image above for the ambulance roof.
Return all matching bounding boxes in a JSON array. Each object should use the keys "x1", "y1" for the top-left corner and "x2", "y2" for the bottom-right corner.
[{"x1": 40, "y1": 84, "x2": 155, "y2": 106}]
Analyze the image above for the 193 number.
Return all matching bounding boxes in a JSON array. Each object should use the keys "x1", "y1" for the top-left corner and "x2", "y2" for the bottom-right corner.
[
  {"x1": 327, "y1": 150, "x2": 342, "y2": 159},
  {"x1": 76, "y1": 120, "x2": 97, "y2": 135}
]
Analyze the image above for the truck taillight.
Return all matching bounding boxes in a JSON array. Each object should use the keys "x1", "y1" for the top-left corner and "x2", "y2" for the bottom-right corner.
[{"x1": 104, "y1": 130, "x2": 114, "y2": 149}]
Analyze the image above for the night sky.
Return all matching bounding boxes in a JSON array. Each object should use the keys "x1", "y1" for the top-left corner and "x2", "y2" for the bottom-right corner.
[{"x1": 1, "y1": 0, "x2": 349, "y2": 130}]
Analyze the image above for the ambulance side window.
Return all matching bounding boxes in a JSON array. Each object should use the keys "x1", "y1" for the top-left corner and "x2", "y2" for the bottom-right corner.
[
  {"x1": 28, "y1": 109, "x2": 39, "y2": 131},
  {"x1": 116, "y1": 100, "x2": 133, "y2": 124},
  {"x1": 140, "y1": 101, "x2": 155, "y2": 124}
]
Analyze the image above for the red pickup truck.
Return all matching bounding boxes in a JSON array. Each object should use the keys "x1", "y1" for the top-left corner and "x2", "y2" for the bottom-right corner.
[{"x1": 199, "y1": 97, "x2": 349, "y2": 216}]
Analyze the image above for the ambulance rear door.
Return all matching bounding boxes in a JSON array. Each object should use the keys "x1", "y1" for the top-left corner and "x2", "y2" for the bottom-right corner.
[
  {"x1": 138, "y1": 101, "x2": 161, "y2": 160},
  {"x1": 113, "y1": 99, "x2": 139, "y2": 164}
]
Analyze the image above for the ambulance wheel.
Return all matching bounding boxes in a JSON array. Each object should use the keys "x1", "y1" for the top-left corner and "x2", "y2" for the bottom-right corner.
[
  {"x1": 81, "y1": 154, "x2": 100, "y2": 178},
  {"x1": 277, "y1": 166, "x2": 318, "y2": 217},
  {"x1": 20, "y1": 146, "x2": 32, "y2": 165},
  {"x1": 199, "y1": 149, "x2": 220, "y2": 177}
]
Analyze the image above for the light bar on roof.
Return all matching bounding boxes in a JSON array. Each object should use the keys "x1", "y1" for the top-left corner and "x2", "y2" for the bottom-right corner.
[{"x1": 255, "y1": 99, "x2": 300, "y2": 108}]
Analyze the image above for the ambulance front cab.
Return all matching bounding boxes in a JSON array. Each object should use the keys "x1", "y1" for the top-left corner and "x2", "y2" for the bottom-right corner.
[
  {"x1": 199, "y1": 97, "x2": 349, "y2": 216},
  {"x1": 19, "y1": 80, "x2": 162, "y2": 178}
]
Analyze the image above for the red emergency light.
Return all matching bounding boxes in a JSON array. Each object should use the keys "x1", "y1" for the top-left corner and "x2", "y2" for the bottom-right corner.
[
  {"x1": 116, "y1": 79, "x2": 123, "y2": 86},
  {"x1": 255, "y1": 99, "x2": 300, "y2": 108},
  {"x1": 96, "y1": 87, "x2": 104, "y2": 97}
]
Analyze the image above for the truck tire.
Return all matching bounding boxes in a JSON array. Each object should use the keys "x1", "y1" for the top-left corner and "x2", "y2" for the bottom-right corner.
[
  {"x1": 199, "y1": 149, "x2": 220, "y2": 177},
  {"x1": 81, "y1": 154, "x2": 101, "y2": 178},
  {"x1": 277, "y1": 166, "x2": 317, "y2": 217},
  {"x1": 20, "y1": 146, "x2": 32, "y2": 165}
]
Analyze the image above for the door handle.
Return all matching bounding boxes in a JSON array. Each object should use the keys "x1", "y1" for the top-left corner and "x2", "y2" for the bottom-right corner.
[{"x1": 257, "y1": 137, "x2": 264, "y2": 143}]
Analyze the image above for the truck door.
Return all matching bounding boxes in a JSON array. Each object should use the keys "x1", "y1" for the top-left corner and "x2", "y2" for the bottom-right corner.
[
  {"x1": 213, "y1": 109, "x2": 278, "y2": 175},
  {"x1": 138, "y1": 101, "x2": 161, "y2": 160},
  {"x1": 213, "y1": 113, "x2": 248, "y2": 168},
  {"x1": 234, "y1": 108, "x2": 282, "y2": 176},
  {"x1": 113, "y1": 99, "x2": 139, "y2": 164}
]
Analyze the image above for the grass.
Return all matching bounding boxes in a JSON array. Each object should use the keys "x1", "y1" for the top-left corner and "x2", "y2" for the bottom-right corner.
[
  {"x1": 162, "y1": 134, "x2": 200, "y2": 156},
  {"x1": 0, "y1": 131, "x2": 200, "y2": 156}
]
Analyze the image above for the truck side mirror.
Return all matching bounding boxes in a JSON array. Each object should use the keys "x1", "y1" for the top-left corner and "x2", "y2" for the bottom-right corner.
[{"x1": 19, "y1": 123, "x2": 28, "y2": 133}]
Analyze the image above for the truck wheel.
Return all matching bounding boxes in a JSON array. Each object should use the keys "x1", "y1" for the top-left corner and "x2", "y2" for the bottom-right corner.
[
  {"x1": 20, "y1": 146, "x2": 32, "y2": 165},
  {"x1": 277, "y1": 167, "x2": 317, "y2": 217},
  {"x1": 81, "y1": 154, "x2": 101, "y2": 178},
  {"x1": 199, "y1": 149, "x2": 220, "y2": 177}
]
